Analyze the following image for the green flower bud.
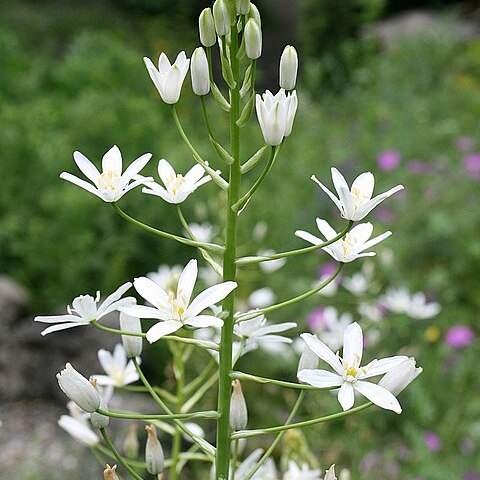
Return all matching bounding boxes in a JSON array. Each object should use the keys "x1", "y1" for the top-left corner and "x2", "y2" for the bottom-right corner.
[
  {"x1": 213, "y1": 0, "x2": 231, "y2": 36},
  {"x1": 279, "y1": 45, "x2": 298, "y2": 90},
  {"x1": 244, "y1": 19, "x2": 262, "y2": 60},
  {"x1": 199, "y1": 8, "x2": 216, "y2": 47}
]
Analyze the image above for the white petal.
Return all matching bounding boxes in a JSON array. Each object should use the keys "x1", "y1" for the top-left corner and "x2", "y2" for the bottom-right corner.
[
  {"x1": 157, "y1": 159, "x2": 177, "y2": 187},
  {"x1": 186, "y1": 281, "x2": 237, "y2": 317},
  {"x1": 185, "y1": 315, "x2": 223, "y2": 328},
  {"x1": 297, "y1": 369, "x2": 343, "y2": 388},
  {"x1": 315, "y1": 219, "x2": 338, "y2": 241},
  {"x1": 72, "y1": 151, "x2": 100, "y2": 183},
  {"x1": 133, "y1": 277, "x2": 170, "y2": 310},
  {"x1": 146, "y1": 320, "x2": 181, "y2": 343},
  {"x1": 311, "y1": 175, "x2": 342, "y2": 212},
  {"x1": 354, "y1": 381, "x2": 402, "y2": 413},
  {"x1": 40, "y1": 322, "x2": 88, "y2": 336},
  {"x1": 359, "y1": 231, "x2": 392, "y2": 252},
  {"x1": 360, "y1": 355, "x2": 409, "y2": 379},
  {"x1": 330, "y1": 168, "x2": 350, "y2": 198},
  {"x1": 177, "y1": 259, "x2": 198, "y2": 306},
  {"x1": 102, "y1": 145, "x2": 122, "y2": 174},
  {"x1": 34, "y1": 314, "x2": 81, "y2": 324},
  {"x1": 60, "y1": 173, "x2": 103, "y2": 199},
  {"x1": 342, "y1": 322, "x2": 363, "y2": 368},
  {"x1": 184, "y1": 164, "x2": 207, "y2": 186},
  {"x1": 337, "y1": 382, "x2": 355, "y2": 411},
  {"x1": 121, "y1": 304, "x2": 171, "y2": 321},
  {"x1": 295, "y1": 230, "x2": 322, "y2": 245},
  {"x1": 97, "y1": 282, "x2": 132, "y2": 316},
  {"x1": 119, "y1": 153, "x2": 152, "y2": 188},
  {"x1": 351, "y1": 172, "x2": 374, "y2": 200},
  {"x1": 97, "y1": 349, "x2": 115, "y2": 375},
  {"x1": 300, "y1": 333, "x2": 343, "y2": 375}
]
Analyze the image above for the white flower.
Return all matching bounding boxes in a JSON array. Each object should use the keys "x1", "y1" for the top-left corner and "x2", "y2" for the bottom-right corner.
[
  {"x1": 93, "y1": 344, "x2": 139, "y2": 387},
  {"x1": 199, "y1": 265, "x2": 222, "y2": 287},
  {"x1": 233, "y1": 449, "x2": 278, "y2": 480},
  {"x1": 57, "y1": 363, "x2": 101, "y2": 413},
  {"x1": 257, "y1": 249, "x2": 287, "y2": 273},
  {"x1": 256, "y1": 89, "x2": 297, "y2": 146},
  {"x1": 35, "y1": 283, "x2": 134, "y2": 335},
  {"x1": 313, "y1": 276, "x2": 339, "y2": 297},
  {"x1": 144, "y1": 51, "x2": 190, "y2": 104},
  {"x1": 378, "y1": 287, "x2": 411, "y2": 313},
  {"x1": 358, "y1": 302, "x2": 384, "y2": 323},
  {"x1": 60, "y1": 146, "x2": 152, "y2": 203},
  {"x1": 298, "y1": 323, "x2": 408, "y2": 413},
  {"x1": 234, "y1": 314, "x2": 296, "y2": 352},
  {"x1": 378, "y1": 357, "x2": 422, "y2": 395},
  {"x1": 147, "y1": 264, "x2": 183, "y2": 293},
  {"x1": 248, "y1": 288, "x2": 276, "y2": 308},
  {"x1": 405, "y1": 292, "x2": 441, "y2": 319},
  {"x1": 283, "y1": 461, "x2": 321, "y2": 480},
  {"x1": 191, "y1": 47, "x2": 210, "y2": 96},
  {"x1": 342, "y1": 272, "x2": 371, "y2": 295},
  {"x1": 312, "y1": 168, "x2": 404, "y2": 221},
  {"x1": 58, "y1": 414, "x2": 99, "y2": 447},
  {"x1": 324, "y1": 465, "x2": 337, "y2": 480},
  {"x1": 296, "y1": 219, "x2": 392, "y2": 263},
  {"x1": 187, "y1": 222, "x2": 216, "y2": 243},
  {"x1": 311, "y1": 306, "x2": 352, "y2": 352},
  {"x1": 142, "y1": 159, "x2": 211, "y2": 204},
  {"x1": 279, "y1": 45, "x2": 298, "y2": 91},
  {"x1": 122, "y1": 259, "x2": 237, "y2": 343},
  {"x1": 297, "y1": 344, "x2": 319, "y2": 373}
]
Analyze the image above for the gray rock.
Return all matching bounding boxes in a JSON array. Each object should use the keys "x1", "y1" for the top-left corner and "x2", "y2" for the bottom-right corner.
[{"x1": 0, "y1": 275, "x2": 29, "y2": 327}]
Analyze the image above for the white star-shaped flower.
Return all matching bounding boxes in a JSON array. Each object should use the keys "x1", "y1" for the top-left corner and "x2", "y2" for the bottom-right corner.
[
  {"x1": 92, "y1": 344, "x2": 139, "y2": 388},
  {"x1": 34, "y1": 283, "x2": 134, "y2": 335},
  {"x1": 142, "y1": 159, "x2": 211, "y2": 204},
  {"x1": 296, "y1": 219, "x2": 391, "y2": 263},
  {"x1": 122, "y1": 259, "x2": 237, "y2": 343},
  {"x1": 312, "y1": 168, "x2": 403, "y2": 221},
  {"x1": 283, "y1": 461, "x2": 322, "y2": 480},
  {"x1": 298, "y1": 323, "x2": 408, "y2": 413},
  {"x1": 60, "y1": 145, "x2": 152, "y2": 202}
]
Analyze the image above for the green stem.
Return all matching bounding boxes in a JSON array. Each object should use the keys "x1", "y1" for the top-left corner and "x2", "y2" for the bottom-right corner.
[
  {"x1": 171, "y1": 105, "x2": 228, "y2": 190},
  {"x1": 242, "y1": 391, "x2": 306, "y2": 480},
  {"x1": 237, "y1": 263, "x2": 344, "y2": 321},
  {"x1": 170, "y1": 344, "x2": 185, "y2": 480},
  {"x1": 184, "y1": 360, "x2": 217, "y2": 395},
  {"x1": 231, "y1": 146, "x2": 278, "y2": 213},
  {"x1": 233, "y1": 402, "x2": 373, "y2": 440},
  {"x1": 230, "y1": 371, "x2": 330, "y2": 391},
  {"x1": 112, "y1": 203, "x2": 224, "y2": 253},
  {"x1": 120, "y1": 385, "x2": 177, "y2": 404},
  {"x1": 132, "y1": 358, "x2": 216, "y2": 458},
  {"x1": 236, "y1": 221, "x2": 354, "y2": 265},
  {"x1": 201, "y1": 95, "x2": 216, "y2": 139},
  {"x1": 99, "y1": 427, "x2": 144, "y2": 480},
  {"x1": 231, "y1": 439, "x2": 240, "y2": 480},
  {"x1": 216, "y1": 21, "x2": 241, "y2": 480},
  {"x1": 96, "y1": 408, "x2": 218, "y2": 421}
]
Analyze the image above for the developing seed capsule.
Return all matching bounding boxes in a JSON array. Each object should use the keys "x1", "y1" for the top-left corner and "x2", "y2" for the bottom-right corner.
[
  {"x1": 213, "y1": 0, "x2": 231, "y2": 36},
  {"x1": 244, "y1": 19, "x2": 262, "y2": 60},
  {"x1": 279, "y1": 45, "x2": 298, "y2": 90},
  {"x1": 145, "y1": 424, "x2": 164, "y2": 475},
  {"x1": 199, "y1": 8, "x2": 216, "y2": 47},
  {"x1": 191, "y1": 47, "x2": 210, "y2": 96},
  {"x1": 103, "y1": 464, "x2": 119, "y2": 480},
  {"x1": 229, "y1": 380, "x2": 248, "y2": 431}
]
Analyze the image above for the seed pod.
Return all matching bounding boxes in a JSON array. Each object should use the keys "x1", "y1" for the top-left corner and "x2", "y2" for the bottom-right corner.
[{"x1": 229, "y1": 380, "x2": 248, "y2": 431}]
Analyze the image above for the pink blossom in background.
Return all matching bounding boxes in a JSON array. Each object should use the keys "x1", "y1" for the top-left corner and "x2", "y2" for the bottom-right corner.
[
  {"x1": 464, "y1": 472, "x2": 480, "y2": 480},
  {"x1": 455, "y1": 136, "x2": 475, "y2": 151},
  {"x1": 307, "y1": 307, "x2": 326, "y2": 331},
  {"x1": 424, "y1": 431, "x2": 442, "y2": 452},
  {"x1": 318, "y1": 261, "x2": 337, "y2": 277},
  {"x1": 375, "y1": 206, "x2": 395, "y2": 223},
  {"x1": 463, "y1": 153, "x2": 480, "y2": 180},
  {"x1": 444, "y1": 325, "x2": 475, "y2": 348},
  {"x1": 377, "y1": 150, "x2": 401, "y2": 171},
  {"x1": 408, "y1": 160, "x2": 431, "y2": 174}
]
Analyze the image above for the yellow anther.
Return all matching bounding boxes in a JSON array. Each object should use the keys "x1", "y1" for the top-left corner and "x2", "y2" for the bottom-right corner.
[{"x1": 346, "y1": 367, "x2": 357, "y2": 377}]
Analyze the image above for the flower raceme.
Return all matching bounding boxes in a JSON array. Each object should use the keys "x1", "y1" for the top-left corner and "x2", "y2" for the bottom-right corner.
[
  {"x1": 34, "y1": 283, "x2": 134, "y2": 335},
  {"x1": 256, "y1": 88, "x2": 297, "y2": 146},
  {"x1": 144, "y1": 51, "x2": 190, "y2": 104},
  {"x1": 122, "y1": 259, "x2": 237, "y2": 343},
  {"x1": 312, "y1": 168, "x2": 404, "y2": 221},
  {"x1": 298, "y1": 323, "x2": 412, "y2": 413},
  {"x1": 142, "y1": 158, "x2": 212, "y2": 204},
  {"x1": 60, "y1": 145, "x2": 152, "y2": 203},
  {"x1": 296, "y1": 219, "x2": 392, "y2": 263}
]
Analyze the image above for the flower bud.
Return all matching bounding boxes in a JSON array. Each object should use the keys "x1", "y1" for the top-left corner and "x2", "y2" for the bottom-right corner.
[
  {"x1": 378, "y1": 357, "x2": 422, "y2": 396},
  {"x1": 324, "y1": 465, "x2": 337, "y2": 480},
  {"x1": 191, "y1": 47, "x2": 210, "y2": 96},
  {"x1": 339, "y1": 468, "x2": 351, "y2": 480},
  {"x1": 89, "y1": 378, "x2": 109, "y2": 428},
  {"x1": 248, "y1": 3, "x2": 261, "y2": 26},
  {"x1": 119, "y1": 311, "x2": 143, "y2": 358},
  {"x1": 56, "y1": 363, "x2": 100, "y2": 413},
  {"x1": 279, "y1": 45, "x2": 298, "y2": 90},
  {"x1": 297, "y1": 345, "x2": 319, "y2": 374},
  {"x1": 103, "y1": 464, "x2": 119, "y2": 480},
  {"x1": 244, "y1": 19, "x2": 262, "y2": 60},
  {"x1": 236, "y1": 0, "x2": 250, "y2": 15},
  {"x1": 199, "y1": 8, "x2": 216, "y2": 47},
  {"x1": 229, "y1": 380, "x2": 248, "y2": 431},
  {"x1": 213, "y1": 0, "x2": 231, "y2": 36},
  {"x1": 145, "y1": 424, "x2": 164, "y2": 475},
  {"x1": 123, "y1": 424, "x2": 140, "y2": 459}
]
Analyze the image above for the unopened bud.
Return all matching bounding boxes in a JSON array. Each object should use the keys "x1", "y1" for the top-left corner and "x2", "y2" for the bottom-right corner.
[
  {"x1": 236, "y1": 0, "x2": 250, "y2": 15},
  {"x1": 191, "y1": 47, "x2": 210, "y2": 96},
  {"x1": 297, "y1": 345, "x2": 319, "y2": 374},
  {"x1": 248, "y1": 3, "x2": 261, "y2": 26},
  {"x1": 120, "y1": 312, "x2": 143, "y2": 358},
  {"x1": 244, "y1": 19, "x2": 262, "y2": 60},
  {"x1": 103, "y1": 464, "x2": 119, "y2": 480},
  {"x1": 325, "y1": 465, "x2": 337, "y2": 480},
  {"x1": 89, "y1": 378, "x2": 109, "y2": 428},
  {"x1": 56, "y1": 363, "x2": 100, "y2": 413},
  {"x1": 123, "y1": 424, "x2": 139, "y2": 459},
  {"x1": 279, "y1": 45, "x2": 298, "y2": 90},
  {"x1": 213, "y1": 0, "x2": 232, "y2": 36},
  {"x1": 145, "y1": 424, "x2": 164, "y2": 475},
  {"x1": 199, "y1": 8, "x2": 216, "y2": 47},
  {"x1": 229, "y1": 380, "x2": 248, "y2": 431}
]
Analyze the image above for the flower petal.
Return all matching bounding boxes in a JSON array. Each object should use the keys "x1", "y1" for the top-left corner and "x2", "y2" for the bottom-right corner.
[
  {"x1": 72, "y1": 151, "x2": 100, "y2": 183},
  {"x1": 102, "y1": 145, "x2": 122, "y2": 174},
  {"x1": 40, "y1": 322, "x2": 88, "y2": 336},
  {"x1": 297, "y1": 369, "x2": 343, "y2": 388},
  {"x1": 360, "y1": 355, "x2": 409, "y2": 379},
  {"x1": 337, "y1": 382, "x2": 355, "y2": 411},
  {"x1": 354, "y1": 380, "x2": 402, "y2": 413},
  {"x1": 97, "y1": 282, "x2": 132, "y2": 316},
  {"x1": 121, "y1": 304, "x2": 172, "y2": 321},
  {"x1": 300, "y1": 333, "x2": 343, "y2": 375},
  {"x1": 351, "y1": 172, "x2": 374, "y2": 201},
  {"x1": 295, "y1": 230, "x2": 322, "y2": 245},
  {"x1": 177, "y1": 259, "x2": 198, "y2": 306},
  {"x1": 146, "y1": 320, "x2": 181, "y2": 343},
  {"x1": 133, "y1": 277, "x2": 170, "y2": 311},
  {"x1": 185, "y1": 314, "x2": 223, "y2": 328},
  {"x1": 186, "y1": 281, "x2": 237, "y2": 318},
  {"x1": 315, "y1": 219, "x2": 338, "y2": 241},
  {"x1": 311, "y1": 175, "x2": 342, "y2": 212},
  {"x1": 342, "y1": 322, "x2": 363, "y2": 368}
]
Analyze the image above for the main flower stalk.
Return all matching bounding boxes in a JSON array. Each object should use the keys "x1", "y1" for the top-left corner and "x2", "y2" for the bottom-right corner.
[{"x1": 216, "y1": 22, "x2": 241, "y2": 480}]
